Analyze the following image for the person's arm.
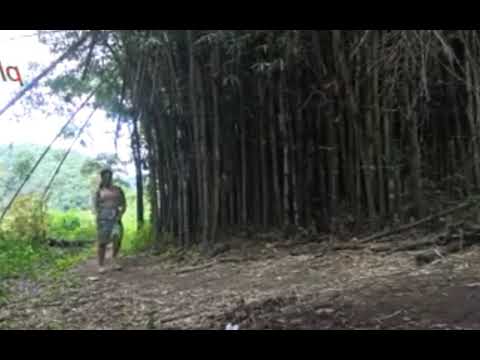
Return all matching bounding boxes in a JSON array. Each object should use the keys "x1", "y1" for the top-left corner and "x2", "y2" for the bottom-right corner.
[{"x1": 117, "y1": 187, "x2": 127, "y2": 218}]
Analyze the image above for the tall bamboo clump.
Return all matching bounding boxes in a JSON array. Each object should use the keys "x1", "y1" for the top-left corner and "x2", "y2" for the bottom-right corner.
[{"x1": 107, "y1": 30, "x2": 480, "y2": 247}]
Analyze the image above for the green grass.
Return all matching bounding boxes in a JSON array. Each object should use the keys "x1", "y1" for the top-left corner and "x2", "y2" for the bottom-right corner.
[
  {"x1": 0, "y1": 238, "x2": 92, "y2": 306},
  {"x1": 46, "y1": 206, "x2": 152, "y2": 253},
  {"x1": 47, "y1": 209, "x2": 96, "y2": 242},
  {"x1": 0, "y1": 193, "x2": 151, "y2": 294},
  {"x1": 0, "y1": 240, "x2": 44, "y2": 278},
  {"x1": 0, "y1": 191, "x2": 152, "y2": 307}
]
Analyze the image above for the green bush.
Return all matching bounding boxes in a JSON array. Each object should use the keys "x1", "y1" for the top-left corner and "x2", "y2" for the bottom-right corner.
[
  {"x1": 47, "y1": 209, "x2": 96, "y2": 242},
  {"x1": 0, "y1": 191, "x2": 149, "y2": 283},
  {"x1": 0, "y1": 228, "x2": 92, "y2": 282},
  {"x1": 123, "y1": 223, "x2": 152, "y2": 253},
  {"x1": 47, "y1": 204, "x2": 150, "y2": 253},
  {"x1": 0, "y1": 195, "x2": 92, "y2": 281},
  {"x1": 0, "y1": 239, "x2": 39, "y2": 277},
  {"x1": 2, "y1": 193, "x2": 47, "y2": 247}
]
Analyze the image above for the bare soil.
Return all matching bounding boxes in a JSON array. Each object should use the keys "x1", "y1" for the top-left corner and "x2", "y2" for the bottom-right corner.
[{"x1": 2, "y1": 239, "x2": 480, "y2": 330}]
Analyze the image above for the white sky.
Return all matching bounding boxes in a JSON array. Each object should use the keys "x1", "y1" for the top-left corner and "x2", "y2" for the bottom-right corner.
[{"x1": 0, "y1": 30, "x2": 134, "y2": 175}]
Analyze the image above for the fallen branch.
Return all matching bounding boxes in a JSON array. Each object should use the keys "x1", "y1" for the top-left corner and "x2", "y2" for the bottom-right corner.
[
  {"x1": 218, "y1": 254, "x2": 277, "y2": 263},
  {"x1": 332, "y1": 244, "x2": 365, "y2": 251},
  {"x1": 370, "y1": 244, "x2": 394, "y2": 253},
  {"x1": 157, "y1": 311, "x2": 201, "y2": 325},
  {"x1": 359, "y1": 201, "x2": 475, "y2": 244},
  {"x1": 393, "y1": 236, "x2": 439, "y2": 252},
  {"x1": 370, "y1": 234, "x2": 442, "y2": 254},
  {"x1": 271, "y1": 239, "x2": 311, "y2": 250},
  {"x1": 376, "y1": 309, "x2": 404, "y2": 323},
  {"x1": 48, "y1": 239, "x2": 94, "y2": 248},
  {"x1": 415, "y1": 239, "x2": 475, "y2": 266},
  {"x1": 175, "y1": 261, "x2": 217, "y2": 275},
  {"x1": 311, "y1": 251, "x2": 328, "y2": 259},
  {"x1": 415, "y1": 249, "x2": 445, "y2": 266},
  {"x1": 217, "y1": 257, "x2": 244, "y2": 263}
]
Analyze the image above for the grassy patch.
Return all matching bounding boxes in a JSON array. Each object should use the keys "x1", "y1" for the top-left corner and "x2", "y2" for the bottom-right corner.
[
  {"x1": 47, "y1": 209, "x2": 96, "y2": 242},
  {"x1": 46, "y1": 207, "x2": 151, "y2": 253},
  {"x1": 0, "y1": 193, "x2": 151, "y2": 300},
  {"x1": 0, "y1": 239, "x2": 91, "y2": 280},
  {"x1": 0, "y1": 238, "x2": 91, "y2": 303}
]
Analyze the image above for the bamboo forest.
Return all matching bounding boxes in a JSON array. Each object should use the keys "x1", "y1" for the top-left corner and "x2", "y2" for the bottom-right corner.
[{"x1": 2, "y1": 30, "x2": 480, "y2": 330}]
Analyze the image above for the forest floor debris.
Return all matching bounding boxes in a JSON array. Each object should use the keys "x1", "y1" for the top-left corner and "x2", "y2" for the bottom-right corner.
[{"x1": 2, "y1": 237, "x2": 480, "y2": 329}]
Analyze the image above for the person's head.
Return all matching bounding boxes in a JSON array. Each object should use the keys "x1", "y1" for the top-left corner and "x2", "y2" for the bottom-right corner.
[{"x1": 99, "y1": 168, "x2": 113, "y2": 188}]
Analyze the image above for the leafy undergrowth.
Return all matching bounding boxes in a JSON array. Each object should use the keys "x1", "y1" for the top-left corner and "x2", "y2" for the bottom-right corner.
[
  {"x1": 0, "y1": 234, "x2": 89, "y2": 283},
  {"x1": 46, "y1": 208, "x2": 151, "y2": 253},
  {"x1": 47, "y1": 209, "x2": 96, "y2": 243},
  {"x1": 0, "y1": 202, "x2": 87, "y2": 300},
  {"x1": 0, "y1": 188, "x2": 153, "y2": 309},
  {"x1": 0, "y1": 239, "x2": 92, "y2": 296},
  {"x1": 0, "y1": 209, "x2": 149, "y2": 281}
]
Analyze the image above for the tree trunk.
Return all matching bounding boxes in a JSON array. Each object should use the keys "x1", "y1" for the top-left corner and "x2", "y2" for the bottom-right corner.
[
  {"x1": 210, "y1": 43, "x2": 221, "y2": 243},
  {"x1": 404, "y1": 58, "x2": 424, "y2": 219},
  {"x1": 187, "y1": 30, "x2": 202, "y2": 243},
  {"x1": 198, "y1": 67, "x2": 210, "y2": 247},
  {"x1": 372, "y1": 30, "x2": 386, "y2": 219},
  {"x1": 258, "y1": 80, "x2": 269, "y2": 227},
  {"x1": 278, "y1": 75, "x2": 290, "y2": 226},
  {"x1": 132, "y1": 113, "x2": 145, "y2": 230},
  {"x1": 269, "y1": 85, "x2": 281, "y2": 227},
  {"x1": 239, "y1": 82, "x2": 248, "y2": 226}
]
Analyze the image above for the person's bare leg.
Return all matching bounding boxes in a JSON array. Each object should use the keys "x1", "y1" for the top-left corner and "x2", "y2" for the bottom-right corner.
[
  {"x1": 113, "y1": 238, "x2": 121, "y2": 258},
  {"x1": 97, "y1": 244, "x2": 107, "y2": 273},
  {"x1": 112, "y1": 225, "x2": 123, "y2": 270}
]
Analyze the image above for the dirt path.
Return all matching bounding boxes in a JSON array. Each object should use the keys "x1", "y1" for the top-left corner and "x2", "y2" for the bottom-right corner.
[{"x1": 2, "y1": 241, "x2": 480, "y2": 329}]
